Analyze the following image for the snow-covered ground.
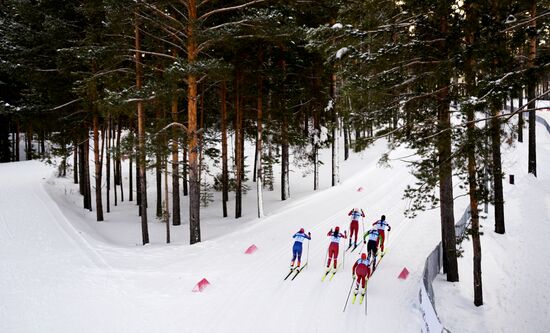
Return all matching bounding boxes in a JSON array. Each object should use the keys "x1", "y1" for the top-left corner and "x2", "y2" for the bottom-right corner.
[{"x1": 1, "y1": 106, "x2": 549, "y2": 333}]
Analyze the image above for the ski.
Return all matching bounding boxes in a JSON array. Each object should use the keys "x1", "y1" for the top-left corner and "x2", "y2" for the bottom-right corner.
[
  {"x1": 351, "y1": 292, "x2": 358, "y2": 304},
  {"x1": 284, "y1": 268, "x2": 295, "y2": 280},
  {"x1": 359, "y1": 292, "x2": 366, "y2": 304},
  {"x1": 345, "y1": 244, "x2": 353, "y2": 252},
  {"x1": 350, "y1": 244, "x2": 359, "y2": 253},
  {"x1": 291, "y1": 263, "x2": 308, "y2": 280},
  {"x1": 329, "y1": 268, "x2": 339, "y2": 281},
  {"x1": 321, "y1": 269, "x2": 331, "y2": 281}
]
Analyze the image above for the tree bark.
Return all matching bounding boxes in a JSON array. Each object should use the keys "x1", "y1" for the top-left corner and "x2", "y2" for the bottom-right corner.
[
  {"x1": 256, "y1": 67, "x2": 264, "y2": 218},
  {"x1": 527, "y1": 0, "x2": 537, "y2": 176},
  {"x1": 518, "y1": 89, "x2": 524, "y2": 143},
  {"x1": 155, "y1": 108, "x2": 162, "y2": 218},
  {"x1": 187, "y1": 0, "x2": 201, "y2": 244},
  {"x1": 464, "y1": 2, "x2": 482, "y2": 304},
  {"x1": 235, "y1": 69, "x2": 243, "y2": 218},
  {"x1": 84, "y1": 137, "x2": 92, "y2": 211},
  {"x1": 330, "y1": 72, "x2": 339, "y2": 187},
  {"x1": 73, "y1": 138, "x2": 78, "y2": 184},
  {"x1": 135, "y1": 12, "x2": 149, "y2": 245},
  {"x1": 491, "y1": 101, "x2": 505, "y2": 234},
  {"x1": 281, "y1": 115, "x2": 290, "y2": 201},
  {"x1": 171, "y1": 94, "x2": 181, "y2": 225},
  {"x1": 220, "y1": 81, "x2": 229, "y2": 218},
  {"x1": 129, "y1": 128, "x2": 133, "y2": 202},
  {"x1": 437, "y1": 14, "x2": 458, "y2": 282},
  {"x1": 106, "y1": 116, "x2": 111, "y2": 213},
  {"x1": 93, "y1": 112, "x2": 104, "y2": 221}
]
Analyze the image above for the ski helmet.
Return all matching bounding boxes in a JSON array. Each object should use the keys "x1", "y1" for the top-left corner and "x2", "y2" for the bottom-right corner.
[
  {"x1": 299, "y1": 228, "x2": 304, "y2": 233},
  {"x1": 335, "y1": 226, "x2": 340, "y2": 232},
  {"x1": 361, "y1": 253, "x2": 367, "y2": 260},
  {"x1": 381, "y1": 214, "x2": 386, "y2": 221}
]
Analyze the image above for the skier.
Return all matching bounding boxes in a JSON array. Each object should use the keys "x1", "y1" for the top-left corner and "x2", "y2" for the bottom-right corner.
[
  {"x1": 352, "y1": 253, "x2": 371, "y2": 295},
  {"x1": 362, "y1": 227, "x2": 380, "y2": 266},
  {"x1": 291, "y1": 228, "x2": 311, "y2": 269},
  {"x1": 372, "y1": 215, "x2": 391, "y2": 253},
  {"x1": 347, "y1": 208, "x2": 365, "y2": 249},
  {"x1": 326, "y1": 226, "x2": 347, "y2": 272}
]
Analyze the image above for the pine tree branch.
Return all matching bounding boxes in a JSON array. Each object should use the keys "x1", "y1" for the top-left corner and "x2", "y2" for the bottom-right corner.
[
  {"x1": 501, "y1": 10, "x2": 550, "y2": 33},
  {"x1": 128, "y1": 49, "x2": 178, "y2": 60},
  {"x1": 138, "y1": 26, "x2": 185, "y2": 54},
  {"x1": 199, "y1": 0, "x2": 265, "y2": 22},
  {"x1": 51, "y1": 98, "x2": 83, "y2": 111},
  {"x1": 141, "y1": 2, "x2": 188, "y2": 31}
]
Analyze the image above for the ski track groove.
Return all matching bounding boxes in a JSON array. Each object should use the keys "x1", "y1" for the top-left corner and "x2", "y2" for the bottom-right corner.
[
  {"x1": 33, "y1": 183, "x2": 112, "y2": 271},
  {"x1": 0, "y1": 214, "x2": 14, "y2": 241}
]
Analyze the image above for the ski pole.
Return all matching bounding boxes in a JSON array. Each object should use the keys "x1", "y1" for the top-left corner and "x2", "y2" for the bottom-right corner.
[
  {"x1": 306, "y1": 238, "x2": 310, "y2": 267},
  {"x1": 361, "y1": 216, "x2": 365, "y2": 239},
  {"x1": 343, "y1": 277, "x2": 355, "y2": 312},
  {"x1": 324, "y1": 243, "x2": 329, "y2": 269}
]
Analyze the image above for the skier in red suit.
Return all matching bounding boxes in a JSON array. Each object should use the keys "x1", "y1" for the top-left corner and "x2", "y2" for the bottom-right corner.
[
  {"x1": 352, "y1": 252, "x2": 372, "y2": 294},
  {"x1": 326, "y1": 226, "x2": 347, "y2": 271}
]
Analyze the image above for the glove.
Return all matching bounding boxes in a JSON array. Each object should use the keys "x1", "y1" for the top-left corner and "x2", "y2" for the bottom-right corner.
[
  {"x1": 308, "y1": 232, "x2": 311, "y2": 236},
  {"x1": 363, "y1": 240, "x2": 366, "y2": 244},
  {"x1": 353, "y1": 274, "x2": 356, "y2": 280}
]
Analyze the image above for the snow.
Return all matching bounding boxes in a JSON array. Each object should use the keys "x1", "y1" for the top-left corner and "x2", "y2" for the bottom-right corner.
[
  {"x1": 336, "y1": 47, "x2": 349, "y2": 59},
  {"x1": 331, "y1": 23, "x2": 343, "y2": 29},
  {"x1": 1, "y1": 104, "x2": 550, "y2": 332}
]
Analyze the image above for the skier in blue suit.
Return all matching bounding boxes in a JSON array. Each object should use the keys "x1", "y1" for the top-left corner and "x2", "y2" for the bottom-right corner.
[{"x1": 291, "y1": 228, "x2": 311, "y2": 269}]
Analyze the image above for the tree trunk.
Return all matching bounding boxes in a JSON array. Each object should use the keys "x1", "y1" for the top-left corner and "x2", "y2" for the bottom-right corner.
[
  {"x1": 518, "y1": 89, "x2": 524, "y2": 143},
  {"x1": 26, "y1": 125, "x2": 32, "y2": 160},
  {"x1": 73, "y1": 138, "x2": 78, "y2": 184},
  {"x1": 280, "y1": 52, "x2": 290, "y2": 201},
  {"x1": 343, "y1": 114, "x2": 349, "y2": 161},
  {"x1": 438, "y1": 85, "x2": 458, "y2": 282},
  {"x1": 436, "y1": 13, "x2": 458, "y2": 282},
  {"x1": 464, "y1": 3, "x2": 482, "y2": 303},
  {"x1": 256, "y1": 69, "x2": 264, "y2": 218},
  {"x1": 187, "y1": 0, "x2": 201, "y2": 244},
  {"x1": 155, "y1": 108, "x2": 162, "y2": 218},
  {"x1": 15, "y1": 120, "x2": 20, "y2": 161},
  {"x1": 113, "y1": 121, "x2": 118, "y2": 206},
  {"x1": 183, "y1": 144, "x2": 188, "y2": 196},
  {"x1": 331, "y1": 73, "x2": 339, "y2": 187},
  {"x1": 129, "y1": 128, "x2": 133, "y2": 202},
  {"x1": 164, "y1": 145, "x2": 170, "y2": 243},
  {"x1": 116, "y1": 121, "x2": 124, "y2": 202},
  {"x1": 106, "y1": 116, "x2": 111, "y2": 213},
  {"x1": 84, "y1": 137, "x2": 92, "y2": 211},
  {"x1": 93, "y1": 112, "x2": 104, "y2": 221},
  {"x1": 491, "y1": 101, "x2": 505, "y2": 234},
  {"x1": 171, "y1": 94, "x2": 181, "y2": 225},
  {"x1": 135, "y1": 12, "x2": 149, "y2": 245},
  {"x1": 220, "y1": 81, "x2": 229, "y2": 218},
  {"x1": 79, "y1": 138, "x2": 86, "y2": 195},
  {"x1": 281, "y1": 115, "x2": 290, "y2": 201},
  {"x1": 468, "y1": 113, "x2": 483, "y2": 305},
  {"x1": 235, "y1": 70, "x2": 243, "y2": 218},
  {"x1": 527, "y1": 0, "x2": 537, "y2": 176}
]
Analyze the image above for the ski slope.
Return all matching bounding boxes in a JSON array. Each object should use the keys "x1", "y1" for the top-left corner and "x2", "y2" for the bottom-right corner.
[{"x1": 1, "y1": 118, "x2": 550, "y2": 332}]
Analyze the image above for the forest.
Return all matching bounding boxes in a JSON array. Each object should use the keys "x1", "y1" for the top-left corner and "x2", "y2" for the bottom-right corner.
[{"x1": 0, "y1": 0, "x2": 549, "y2": 307}]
